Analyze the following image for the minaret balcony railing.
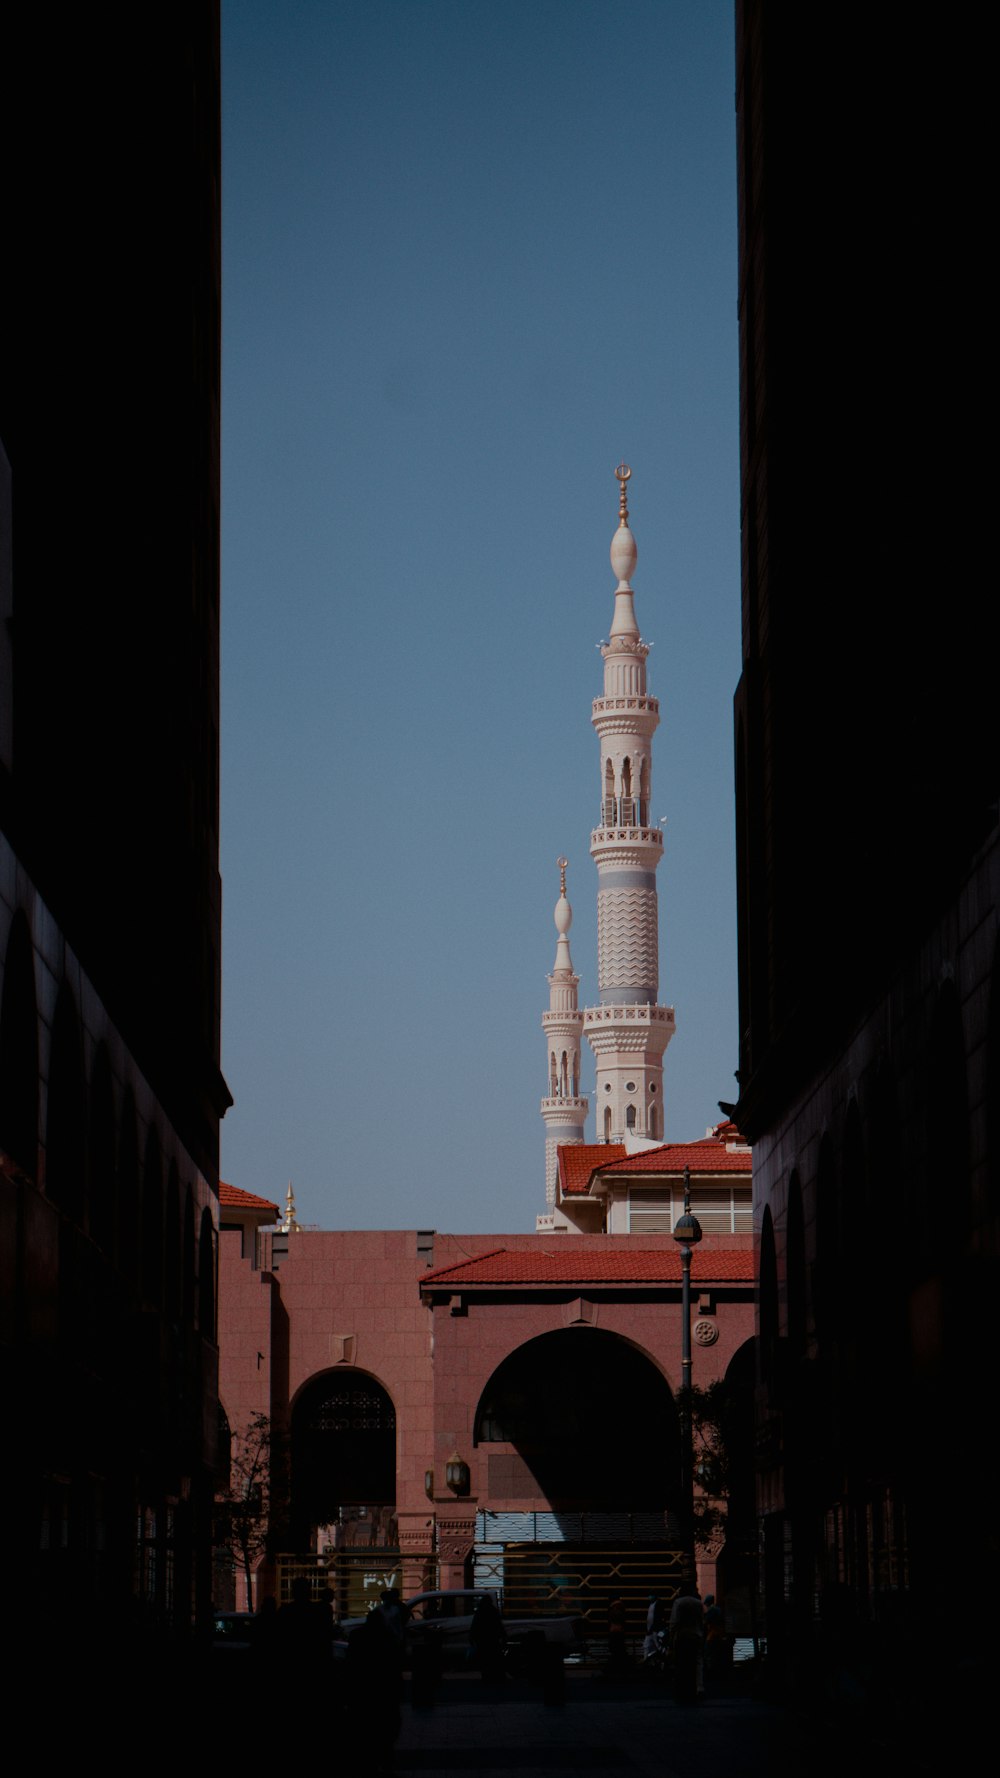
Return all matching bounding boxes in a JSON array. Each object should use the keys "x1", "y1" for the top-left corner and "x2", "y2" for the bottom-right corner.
[
  {"x1": 540, "y1": 1096, "x2": 589, "y2": 1115},
  {"x1": 584, "y1": 1003, "x2": 674, "y2": 1026},
  {"x1": 590, "y1": 824, "x2": 663, "y2": 848},
  {"x1": 592, "y1": 694, "x2": 659, "y2": 717}
]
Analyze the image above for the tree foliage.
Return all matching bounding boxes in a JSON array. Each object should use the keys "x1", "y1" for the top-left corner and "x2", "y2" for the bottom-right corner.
[
  {"x1": 677, "y1": 1381, "x2": 737, "y2": 1551},
  {"x1": 215, "y1": 1411, "x2": 275, "y2": 1611}
]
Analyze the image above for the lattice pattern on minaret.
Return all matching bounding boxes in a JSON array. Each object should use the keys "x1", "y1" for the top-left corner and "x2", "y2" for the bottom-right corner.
[{"x1": 597, "y1": 888, "x2": 658, "y2": 995}]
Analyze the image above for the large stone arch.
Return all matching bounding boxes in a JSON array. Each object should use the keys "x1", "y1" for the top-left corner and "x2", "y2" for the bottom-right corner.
[
  {"x1": 473, "y1": 1325, "x2": 680, "y2": 1514},
  {"x1": 290, "y1": 1367, "x2": 397, "y2": 1550}
]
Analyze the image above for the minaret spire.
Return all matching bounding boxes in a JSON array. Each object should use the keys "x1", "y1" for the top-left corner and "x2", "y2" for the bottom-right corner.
[
  {"x1": 539, "y1": 857, "x2": 589, "y2": 1209},
  {"x1": 280, "y1": 1180, "x2": 302, "y2": 1233},
  {"x1": 584, "y1": 465, "x2": 675, "y2": 1144}
]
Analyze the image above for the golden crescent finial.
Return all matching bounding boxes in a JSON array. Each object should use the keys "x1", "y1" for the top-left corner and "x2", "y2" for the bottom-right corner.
[
  {"x1": 614, "y1": 461, "x2": 631, "y2": 527},
  {"x1": 557, "y1": 855, "x2": 568, "y2": 894}
]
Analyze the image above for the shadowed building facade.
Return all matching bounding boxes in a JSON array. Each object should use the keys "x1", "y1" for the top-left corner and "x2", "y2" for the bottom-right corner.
[
  {"x1": 733, "y1": 0, "x2": 998, "y2": 1704},
  {"x1": 0, "y1": 3, "x2": 229, "y2": 1648}
]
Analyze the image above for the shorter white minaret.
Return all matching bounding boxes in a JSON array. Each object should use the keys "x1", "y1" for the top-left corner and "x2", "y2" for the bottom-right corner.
[{"x1": 540, "y1": 858, "x2": 589, "y2": 1208}]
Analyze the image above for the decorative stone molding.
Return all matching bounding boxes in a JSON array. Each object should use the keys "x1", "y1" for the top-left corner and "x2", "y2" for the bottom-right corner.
[
  {"x1": 437, "y1": 1515, "x2": 477, "y2": 1563},
  {"x1": 592, "y1": 694, "x2": 659, "y2": 717},
  {"x1": 398, "y1": 1527, "x2": 435, "y2": 1556},
  {"x1": 692, "y1": 1317, "x2": 719, "y2": 1347},
  {"x1": 330, "y1": 1334, "x2": 356, "y2": 1364},
  {"x1": 589, "y1": 832, "x2": 663, "y2": 868},
  {"x1": 564, "y1": 1297, "x2": 598, "y2": 1327}
]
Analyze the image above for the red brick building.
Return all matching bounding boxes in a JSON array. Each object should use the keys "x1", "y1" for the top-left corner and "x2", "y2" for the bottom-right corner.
[{"x1": 218, "y1": 1129, "x2": 755, "y2": 1633}]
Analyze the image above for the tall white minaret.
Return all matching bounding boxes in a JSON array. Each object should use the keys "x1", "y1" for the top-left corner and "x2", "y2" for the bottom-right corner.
[
  {"x1": 540, "y1": 857, "x2": 589, "y2": 1205},
  {"x1": 584, "y1": 464, "x2": 675, "y2": 1143}
]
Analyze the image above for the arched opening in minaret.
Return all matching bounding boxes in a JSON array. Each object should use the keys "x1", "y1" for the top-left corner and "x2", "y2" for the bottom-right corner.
[
  {"x1": 620, "y1": 757, "x2": 634, "y2": 825},
  {"x1": 290, "y1": 1369, "x2": 397, "y2": 1551},
  {"x1": 649, "y1": 1104, "x2": 658, "y2": 1138},
  {"x1": 572, "y1": 1054, "x2": 579, "y2": 1096},
  {"x1": 639, "y1": 758, "x2": 650, "y2": 826},
  {"x1": 550, "y1": 1052, "x2": 558, "y2": 1096},
  {"x1": 558, "y1": 1050, "x2": 567, "y2": 1094},
  {"x1": 626, "y1": 1104, "x2": 637, "y2": 1131},
  {"x1": 603, "y1": 1106, "x2": 612, "y2": 1141},
  {"x1": 603, "y1": 759, "x2": 615, "y2": 827},
  {"x1": 473, "y1": 1328, "x2": 680, "y2": 1513}
]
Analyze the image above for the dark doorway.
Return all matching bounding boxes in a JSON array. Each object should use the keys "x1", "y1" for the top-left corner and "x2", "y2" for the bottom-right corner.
[{"x1": 291, "y1": 1371, "x2": 396, "y2": 1546}]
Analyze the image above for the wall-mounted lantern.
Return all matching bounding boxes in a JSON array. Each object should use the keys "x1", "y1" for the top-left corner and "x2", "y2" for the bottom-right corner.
[{"x1": 445, "y1": 1450, "x2": 470, "y2": 1495}]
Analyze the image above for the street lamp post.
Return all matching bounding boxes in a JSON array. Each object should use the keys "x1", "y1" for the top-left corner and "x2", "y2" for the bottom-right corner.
[{"x1": 673, "y1": 1164, "x2": 702, "y2": 1579}]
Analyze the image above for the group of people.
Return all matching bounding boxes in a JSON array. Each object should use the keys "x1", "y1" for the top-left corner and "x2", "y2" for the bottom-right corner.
[{"x1": 607, "y1": 1587, "x2": 731, "y2": 1701}]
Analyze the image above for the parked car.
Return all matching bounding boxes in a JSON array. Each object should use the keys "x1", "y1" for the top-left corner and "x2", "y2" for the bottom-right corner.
[{"x1": 339, "y1": 1588, "x2": 586, "y2": 1670}]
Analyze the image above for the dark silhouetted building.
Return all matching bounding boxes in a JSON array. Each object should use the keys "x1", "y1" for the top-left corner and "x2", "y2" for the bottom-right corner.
[
  {"x1": 0, "y1": 2, "x2": 230, "y2": 1652},
  {"x1": 733, "y1": 0, "x2": 997, "y2": 1724}
]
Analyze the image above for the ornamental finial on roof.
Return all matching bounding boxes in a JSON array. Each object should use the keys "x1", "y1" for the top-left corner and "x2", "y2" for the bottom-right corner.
[
  {"x1": 615, "y1": 460, "x2": 631, "y2": 528},
  {"x1": 557, "y1": 855, "x2": 568, "y2": 897},
  {"x1": 281, "y1": 1180, "x2": 302, "y2": 1233}
]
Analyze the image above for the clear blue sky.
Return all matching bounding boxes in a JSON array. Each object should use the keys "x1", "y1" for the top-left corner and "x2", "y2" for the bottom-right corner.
[{"x1": 220, "y1": 0, "x2": 740, "y2": 1231}]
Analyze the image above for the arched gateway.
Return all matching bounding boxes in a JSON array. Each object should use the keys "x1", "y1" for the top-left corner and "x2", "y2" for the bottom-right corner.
[
  {"x1": 290, "y1": 1369, "x2": 397, "y2": 1550},
  {"x1": 471, "y1": 1328, "x2": 684, "y2": 1635},
  {"x1": 475, "y1": 1327, "x2": 678, "y2": 1511}
]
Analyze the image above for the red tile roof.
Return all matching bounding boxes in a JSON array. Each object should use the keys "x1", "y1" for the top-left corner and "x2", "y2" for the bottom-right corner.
[
  {"x1": 598, "y1": 1139, "x2": 753, "y2": 1177},
  {"x1": 558, "y1": 1133, "x2": 751, "y2": 1195},
  {"x1": 558, "y1": 1144, "x2": 626, "y2": 1195},
  {"x1": 421, "y1": 1246, "x2": 755, "y2": 1287},
  {"x1": 219, "y1": 1181, "x2": 280, "y2": 1217}
]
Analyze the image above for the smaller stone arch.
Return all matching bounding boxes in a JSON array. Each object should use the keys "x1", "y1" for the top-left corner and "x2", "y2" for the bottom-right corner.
[
  {"x1": 620, "y1": 757, "x2": 634, "y2": 823},
  {"x1": 290, "y1": 1368, "x2": 397, "y2": 1549},
  {"x1": 603, "y1": 758, "x2": 616, "y2": 826},
  {"x1": 639, "y1": 757, "x2": 650, "y2": 826}
]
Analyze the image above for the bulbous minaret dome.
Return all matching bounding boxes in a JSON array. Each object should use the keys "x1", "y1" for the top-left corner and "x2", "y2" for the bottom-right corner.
[
  {"x1": 539, "y1": 857, "x2": 589, "y2": 1206},
  {"x1": 608, "y1": 460, "x2": 639, "y2": 637},
  {"x1": 584, "y1": 464, "x2": 675, "y2": 1144}
]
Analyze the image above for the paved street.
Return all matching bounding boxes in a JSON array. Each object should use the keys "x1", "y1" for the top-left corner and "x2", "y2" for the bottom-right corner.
[{"x1": 389, "y1": 1672, "x2": 885, "y2": 1778}]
